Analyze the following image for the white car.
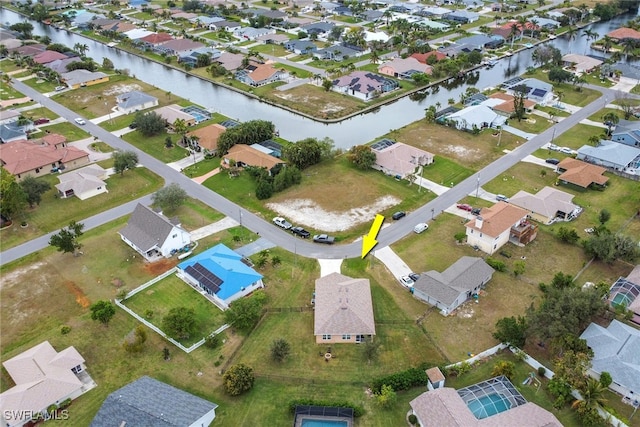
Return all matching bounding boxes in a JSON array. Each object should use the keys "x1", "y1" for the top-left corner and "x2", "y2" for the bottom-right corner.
[
  {"x1": 272, "y1": 217, "x2": 292, "y2": 229},
  {"x1": 414, "y1": 223, "x2": 429, "y2": 234},
  {"x1": 400, "y1": 276, "x2": 414, "y2": 288},
  {"x1": 74, "y1": 118, "x2": 86, "y2": 125},
  {"x1": 548, "y1": 144, "x2": 559, "y2": 151}
]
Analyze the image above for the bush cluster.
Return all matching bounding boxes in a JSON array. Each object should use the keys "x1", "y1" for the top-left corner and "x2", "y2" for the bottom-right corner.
[
  {"x1": 371, "y1": 366, "x2": 429, "y2": 394},
  {"x1": 485, "y1": 257, "x2": 507, "y2": 272}
]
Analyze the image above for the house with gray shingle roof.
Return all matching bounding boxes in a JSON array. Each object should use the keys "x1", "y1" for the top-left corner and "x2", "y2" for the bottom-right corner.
[
  {"x1": 116, "y1": 90, "x2": 159, "y2": 114},
  {"x1": 90, "y1": 376, "x2": 218, "y2": 427},
  {"x1": 612, "y1": 120, "x2": 640, "y2": 148},
  {"x1": 413, "y1": 257, "x2": 494, "y2": 315},
  {"x1": 577, "y1": 139, "x2": 640, "y2": 174},
  {"x1": 580, "y1": 320, "x2": 640, "y2": 398},
  {"x1": 118, "y1": 203, "x2": 191, "y2": 261},
  {"x1": 314, "y1": 272, "x2": 376, "y2": 343}
]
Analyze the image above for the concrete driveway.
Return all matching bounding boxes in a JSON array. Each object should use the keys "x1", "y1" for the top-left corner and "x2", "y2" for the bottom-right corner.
[
  {"x1": 69, "y1": 138, "x2": 113, "y2": 162},
  {"x1": 373, "y1": 246, "x2": 413, "y2": 282}
]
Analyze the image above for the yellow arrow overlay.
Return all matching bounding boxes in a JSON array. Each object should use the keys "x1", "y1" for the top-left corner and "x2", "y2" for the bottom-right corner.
[{"x1": 362, "y1": 214, "x2": 384, "y2": 258}]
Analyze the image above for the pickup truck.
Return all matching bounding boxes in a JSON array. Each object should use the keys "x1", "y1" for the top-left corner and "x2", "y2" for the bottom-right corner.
[{"x1": 313, "y1": 234, "x2": 335, "y2": 244}]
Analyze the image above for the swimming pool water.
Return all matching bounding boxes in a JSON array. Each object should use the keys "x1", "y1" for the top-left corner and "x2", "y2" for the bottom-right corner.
[
  {"x1": 301, "y1": 419, "x2": 348, "y2": 427},
  {"x1": 467, "y1": 393, "x2": 511, "y2": 419},
  {"x1": 612, "y1": 292, "x2": 632, "y2": 307}
]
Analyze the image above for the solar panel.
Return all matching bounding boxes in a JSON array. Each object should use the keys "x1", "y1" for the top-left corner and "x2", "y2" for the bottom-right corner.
[{"x1": 185, "y1": 263, "x2": 222, "y2": 294}]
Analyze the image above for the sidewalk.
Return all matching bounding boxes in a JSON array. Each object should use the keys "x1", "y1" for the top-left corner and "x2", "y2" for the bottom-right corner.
[
  {"x1": 416, "y1": 170, "x2": 450, "y2": 195},
  {"x1": 502, "y1": 124, "x2": 537, "y2": 141}
]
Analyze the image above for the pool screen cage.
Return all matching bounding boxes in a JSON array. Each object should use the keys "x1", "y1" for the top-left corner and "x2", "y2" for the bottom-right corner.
[
  {"x1": 608, "y1": 277, "x2": 640, "y2": 309},
  {"x1": 457, "y1": 376, "x2": 527, "y2": 415},
  {"x1": 294, "y1": 406, "x2": 354, "y2": 419}
]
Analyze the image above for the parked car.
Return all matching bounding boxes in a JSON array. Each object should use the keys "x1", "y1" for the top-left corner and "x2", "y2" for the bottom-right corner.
[
  {"x1": 54, "y1": 86, "x2": 66, "y2": 92},
  {"x1": 128, "y1": 121, "x2": 138, "y2": 129},
  {"x1": 291, "y1": 226, "x2": 310, "y2": 238},
  {"x1": 414, "y1": 223, "x2": 429, "y2": 234},
  {"x1": 313, "y1": 234, "x2": 335, "y2": 244},
  {"x1": 545, "y1": 158, "x2": 560, "y2": 165},
  {"x1": 33, "y1": 118, "x2": 50, "y2": 125},
  {"x1": 392, "y1": 211, "x2": 406, "y2": 220},
  {"x1": 74, "y1": 118, "x2": 86, "y2": 125},
  {"x1": 496, "y1": 194, "x2": 508, "y2": 202},
  {"x1": 456, "y1": 204, "x2": 472, "y2": 212},
  {"x1": 409, "y1": 273, "x2": 420, "y2": 282},
  {"x1": 471, "y1": 207, "x2": 481, "y2": 216},
  {"x1": 400, "y1": 275, "x2": 414, "y2": 287},
  {"x1": 548, "y1": 143, "x2": 559, "y2": 151},
  {"x1": 559, "y1": 147, "x2": 574, "y2": 155},
  {"x1": 272, "y1": 217, "x2": 292, "y2": 229}
]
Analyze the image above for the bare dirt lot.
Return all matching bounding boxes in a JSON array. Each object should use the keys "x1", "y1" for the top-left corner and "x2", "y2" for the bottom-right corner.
[{"x1": 268, "y1": 84, "x2": 365, "y2": 119}]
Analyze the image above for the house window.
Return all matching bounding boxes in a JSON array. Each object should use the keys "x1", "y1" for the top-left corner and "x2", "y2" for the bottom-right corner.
[
  {"x1": 470, "y1": 229, "x2": 473, "y2": 234},
  {"x1": 494, "y1": 244, "x2": 497, "y2": 249},
  {"x1": 322, "y1": 334, "x2": 331, "y2": 340},
  {"x1": 71, "y1": 365, "x2": 83, "y2": 374},
  {"x1": 342, "y1": 334, "x2": 351, "y2": 340}
]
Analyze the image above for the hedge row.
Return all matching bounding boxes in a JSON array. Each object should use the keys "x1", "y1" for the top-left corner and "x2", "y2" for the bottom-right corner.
[
  {"x1": 371, "y1": 366, "x2": 429, "y2": 394},
  {"x1": 288, "y1": 399, "x2": 365, "y2": 417}
]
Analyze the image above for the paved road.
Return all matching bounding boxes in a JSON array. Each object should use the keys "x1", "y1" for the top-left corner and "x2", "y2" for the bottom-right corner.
[{"x1": 0, "y1": 80, "x2": 630, "y2": 264}]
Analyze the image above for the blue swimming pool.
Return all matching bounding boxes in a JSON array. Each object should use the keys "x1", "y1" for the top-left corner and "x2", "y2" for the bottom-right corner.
[
  {"x1": 467, "y1": 393, "x2": 511, "y2": 419},
  {"x1": 301, "y1": 419, "x2": 348, "y2": 427}
]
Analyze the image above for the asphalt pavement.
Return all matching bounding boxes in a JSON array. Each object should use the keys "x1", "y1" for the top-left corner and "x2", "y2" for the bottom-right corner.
[{"x1": 1, "y1": 80, "x2": 633, "y2": 265}]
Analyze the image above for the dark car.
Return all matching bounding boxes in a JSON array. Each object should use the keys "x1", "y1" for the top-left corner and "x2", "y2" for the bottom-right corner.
[
  {"x1": 409, "y1": 273, "x2": 420, "y2": 282},
  {"x1": 291, "y1": 226, "x2": 310, "y2": 238},
  {"x1": 128, "y1": 121, "x2": 138, "y2": 129},
  {"x1": 392, "y1": 211, "x2": 406, "y2": 220},
  {"x1": 313, "y1": 234, "x2": 335, "y2": 244},
  {"x1": 471, "y1": 207, "x2": 481, "y2": 216},
  {"x1": 545, "y1": 158, "x2": 560, "y2": 165},
  {"x1": 34, "y1": 118, "x2": 50, "y2": 125}
]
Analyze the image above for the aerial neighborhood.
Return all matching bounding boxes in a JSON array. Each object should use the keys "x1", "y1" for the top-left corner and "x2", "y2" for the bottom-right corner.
[{"x1": 1, "y1": 0, "x2": 640, "y2": 426}]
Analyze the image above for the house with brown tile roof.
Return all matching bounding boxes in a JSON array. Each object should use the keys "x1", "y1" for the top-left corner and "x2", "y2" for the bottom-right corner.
[
  {"x1": 0, "y1": 140, "x2": 90, "y2": 180},
  {"x1": 223, "y1": 144, "x2": 284, "y2": 172},
  {"x1": 465, "y1": 201, "x2": 537, "y2": 254},
  {"x1": 0, "y1": 341, "x2": 95, "y2": 427},
  {"x1": 556, "y1": 157, "x2": 609, "y2": 189},
  {"x1": 486, "y1": 92, "x2": 536, "y2": 116},
  {"x1": 33, "y1": 50, "x2": 68, "y2": 65},
  {"x1": 411, "y1": 51, "x2": 447, "y2": 63},
  {"x1": 371, "y1": 140, "x2": 433, "y2": 178},
  {"x1": 40, "y1": 133, "x2": 67, "y2": 148},
  {"x1": 188, "y1": 123, "x2": 226, "y2": 153},
  {"x1": 235, "y1": 63, "x2": 287, "y2": 87},
  {"x1": 314, "y1": 272, "x2": 376, "y2": 344},
  {"x1": 138, "y1": 32, "x2": 174, "y2": 48},
  {"x1": 607, "y1": 27, "x2": 640, "y2": 42}
]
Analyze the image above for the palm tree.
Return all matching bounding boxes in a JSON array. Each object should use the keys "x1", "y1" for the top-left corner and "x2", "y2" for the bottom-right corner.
[
  {"x1": 517, "y1": 17, "x2": 527, "y2": 41},
  {"x1": 173, "y1": 118, "x2": 189, "y2": 146},
  {"x1": 566, "y1": 26, "x2": 578, "y2": 53},
  {"x1": 529, "y1": 19, "x2": 538, "y2": 38},
  {"x1": 602, "y1": 112, "x2": 619, "y2": 135},
  {"x1": 620, "y1": 38, "x2": 638, "y2": 60},
  {"x1": 509, "y1": 23, "x2": 520, "y2": 49},
  {"x1": 73, "y1": 43, "x2": 89, "y2": 57},
  {"x1": 370, "y1": 49, "x2": 380, "y2": 64},
  {"x1": 572, "y1": 377, "x2": 608, "y2": 411},
  {"x1": 601, "y1": 35, "x2": 613, "y2": 53},
  {"x1": 577, "y1": 4, "x2": 589, "y2": 22},
  {"x1": 383, "y1": 9, "x2": 393, "y2": 26},
  {"x1": 582, "y1": 29, "x2": 597, "y2": 55}
]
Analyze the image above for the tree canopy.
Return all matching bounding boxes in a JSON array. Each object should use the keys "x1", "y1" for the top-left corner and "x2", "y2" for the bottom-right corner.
[
  {"x1": 493, "y1": 316, "x2": 528, "y2": 348},
  {"x1": 283, "y1": 138, "x2": 324, "y2": 170},
  {"x1": 347, "y1": 145, "x2": 376, "y2": 170},
  {"x1": 0, "y1": 166, "x2": 27, "y2": 219},
  {"x1": 224, "y1": 290, "x2": 267, "y2": 332},
  {"x1": 162, "y1": 307, "x2": 197, "y2": 340},
  {"x1": 20, "y1": 177, "x2": 51, "y2": 208},
  {"x1": 152, "y1": 183, "x2": 187, "y2": 213},
  {"x1": 113, "y1": 151, "x2": 139, "y2": 175},
  {"x1": 135, "y1": 111, "x2": 166, "y2": 137},
  {"x1": 217, "y1": 120, "x2": 274, "y2": 154},
  {"x1": 49, "y1": 220, "x2": 84, "y2": 255},
  {"x1": 582, "y1": 232, "x2": 639, "y2": 263},
  {"x1": 223, "y1": 364, "x2": 255, "y2": 396},
  {"x1": 90, "y1": 300, "x2": 116, "y2": 325}
]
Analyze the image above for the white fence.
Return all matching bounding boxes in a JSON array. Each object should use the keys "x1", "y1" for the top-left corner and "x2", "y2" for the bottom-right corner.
[
  {"x1": 445, "y1": 343, "x2": 507, "y2": 369},
  {"x1": 123, "y1": 267, "x2": 178, "y2": 299}
]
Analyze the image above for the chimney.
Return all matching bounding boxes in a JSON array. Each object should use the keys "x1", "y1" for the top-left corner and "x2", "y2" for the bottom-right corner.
[{"x1": 475, "y1": 216, "x2": 483, "y2": 229}]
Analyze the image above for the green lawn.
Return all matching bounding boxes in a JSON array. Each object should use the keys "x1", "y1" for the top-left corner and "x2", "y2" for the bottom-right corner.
[
  {"x1": 547, "y1": 123, "x2": 607, "y2": 150},
  {"x1": 251, "y1": 43, "x2": 289, "y2": 57},
  {"x1": 34, "y1": 122, "x2": 91, "y2": 141},
  {"x1": 0, "y1": 81, "x2": 27, "y2": 101},
  {"x1": 122, "y1": 130, "x2": 191, "y2": 163},
  {"x1": 182, "y1": 157, "x2": 220, "y2": 178},
  {"x1": 521, "y1": 69, "x2": 601, "y2": 107},
  {"x1": 421, "y1": 156, "x2": 474, "y2": 187},
  {"x1": 0, "y1": 167, "x2": 163, "y2": 250},
  {"x1": 122, "y1": 275, "x2": 226, "y2": 347},
  {"x1": 20, "y1": 76, "x2": 59, "y2": 93},
  {"x1": 272, "y1": 63, "x2": 313, "y2": 79},
  {"x1": 507, "y1": 115, "x2": 554, "y2": 134}
]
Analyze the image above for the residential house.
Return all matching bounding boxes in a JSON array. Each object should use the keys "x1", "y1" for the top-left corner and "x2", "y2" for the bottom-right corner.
[
  {"x1": 187, "y1": 123, "x2": 226, "y2": 154},
  {"x1": 234, "y1": 27, "x2": 276, "y2": 41},
  {"x1": 562, "y1": 53, "x2": 602, "y2": 74},
  {"x1": 332, "y1": 71, "x2": 399, "y2": 101},
  {"x1": 177, "y1": 243, "x2": 264, "y2": 308},
  {"x1": 530, "y1": 16, "x2": 561, "y2": 30},
  {"x1": 100, "y1": 21, "x2": 137, "y2": 33},
  {"x1": 485, "y1": 92, "x2": 536, "y2": 116},
  {"x1": 444, "y1": 10, "x2": 480, "y2": 24},
  {"x1": 0, "y1": 122, "x2": 31, "y2": 144},
  {"x1": 171, "y1": 12, "x2": 199, "y2": 20},
  {"x1": 410, "y1": 378, "x2": 562, "y2": 427},
  {"x1": 315, "y1": 44, "x2": 366, "y2": 61},
  {"x1": 411, "y1": 51, "x2": 447, "y2": 64},
  {"x1": 118, "y1": 203, "x2": 191, "y2": 261},
  {"x1": 0, "y1": 139, "x2": 89, "y2": 180},
  {"x1": 465, "y1": 201, "x2": 538, "y2": 254},
  {"x1": 422, "y1": 6, "x2": 453, "y2": 17},
  {"x1": 256, "y1": 33, "x2": 290, "y2": 44},
  {"x1": 123, "y1": 29, "x2": 154, "y2": 41},
  {"x1": 9, "y1": 44, "x2": 46, "y2": 58},
  {"x1": 208, "y1": 20, "x2": 242, "y2": 32},
  {"x1": 44, "y1": 57, "x2": 82, "y2": 74},
  {"x1": 455, "y1": 34, "x2": 504, "y2": 50},
  {"x1": 215, "y1": 52, "x2": 245, "y2": 71},
  {"x1": 505, "y1": 78, "x2": 554, "y2": 105},
  {"x1": 415, "y1": 19, "x2": 451, "y2": 32},
  {"x1": 577, "y1": 140, "x2": 640, "y2": 174},
  {"x1": 235, "y1": 62, "x2": 287, "y2": 87},
  {"x1": 370, "y1": 139, "x2": 434, "y2": 178},
  {"x1": 72, "y1": 12, "x2": 104, "y2": 29},
  {"x1": 580, "y1": 320, "x2": 640, "y2": 398},
  {"x1": 154, "y1": 39, "x2": 205, "y2": 57},
  {"x1": 223, "y1": 144, "x2": 284, "y2": 172},
  {"x1": 138, "y1": 32, "x2": 174, "y2": 49},
  {"x1": 611, "y1": 120, "x2": 640, "y2": 148},
  {"x1": 607, "y1": 27, "x2": 640, "y2": 43},
  {"x1": 60, "y1": 70, "x2": 109, "y2": 89},
  {"x1": 191, "y1": 16, "x2": 224, "y2": 28},
  {"x1": 242, "y1": 8, "x2": 287, "y2": 20},
  {"x1": 91, "y1": 376, "x2": 218, "y2": 427},
  {"x1": 40, "y1": 133, "x2": 67, "y2": 148},
  {"x1": 0, "y1": 341, "x2": 95, "y2": 427},
  {"x1": 152, "y1": 104, "x2": 196, "y2": 128},
  {"x1": 361, "y1": 10, "x2": 384, "y2": 21},
  {"x1": 413, "y1": 257, "x2": 495, "y2": 316},
  {"x1": 0, "y1": 110, "x2": 21, "y2": 125},
  {"x1": 378, "y1": 57, "x2": 432, "y2": 78},
  {"x1": 283, "y1": 40, "x2": 318, "y2": 55},
  {"x1": 509, "y1": 186, "x2": 580, "y2": 224},
  {"x1": 556, "y1": 157, "x2": 609, "y2": 189},
  {"x1": 607, "y1": 265, "x2": 640, "y2": 325},
  {"x1": 314, "y1": 272, "x2": 376, "y2": 344},
  {"x1": 55, "y1": 164, "x2": 108, "y2": 200},
  {"x1": 33, "y1": 50, "x2": 68, "y2": 65},
  {"x1": 178, "y1": 47, "x2": 222, "y2": 66},
  {"x1": 443, "y1": 105, "x2": 508, "y2": 131},
  {"x1": 116, "y1": 90, "x2": 159, "y2": 114},
  {"x1": 438, "y1": 44, "x2": 470, "y2": 58},
  {"x1": 301, "y1": 21, "x2": 335, "y2": 37}
]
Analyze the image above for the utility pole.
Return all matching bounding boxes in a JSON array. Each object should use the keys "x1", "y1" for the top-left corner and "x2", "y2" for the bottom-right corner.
[{"x1": 475, "y1": 175, "x2": 480, "y2": 199}]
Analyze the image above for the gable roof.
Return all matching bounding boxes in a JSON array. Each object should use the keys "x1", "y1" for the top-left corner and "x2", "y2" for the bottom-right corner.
[
  {"x1": 577, "y1": 140, "x2": 640, "y2": 168},
  {"x1": 0, "y1": 341, "x2": 85, "y2": 425},
  {"x1": 557, "y1": 157, "x2": 609, "y2": 188},
  {"x1": 119, "y1": 203, "x2": 186, "y2": 253},
  {"x1": 55, "y1": 164, "x2": 107, "y2": 196},
  {"x1": 414, "y1": 257, "x2": 494, "y2": 305},
  {"x1": 152, "y1": 104, "x2": 194, "y2": 125},
  {"x1": 243, "y1": 63, "x2": 280, "y2": 83},
  {"x1": 314, "y1": 272, "x2": 376, "y2": 336},
  {"x1": 33, "y1": 50, "x2": 68, "y2": 64},
  {"x1": 140, "y1": 32, "x2": 174, "y2": 45},
  {"x1": 0, "y1": 140, "x2": 89, "y2": 175},
  {"x1": 90, "y1": 376, "x2": 217, "y2": 427},
  {"x1": 116, "y1": 90, "x2": 158, "y2": 110},
  {"x1": 465, "y1": 201, "x2": 529, "y2": 238},
  {"x1": 613, "y1": 120, "x2": 640, "y2": 143},
  {"x1": 509, "y1": 186, "x2": 577, "y2": 220},
  {"x1": 178, "y1": 244, "x2": 262, "y2": 301},
  {"x1": 411, "y1": 51, "x2": 447, "y2": 63},
  {"x1": 580, "y1": 320, "x2": 640, "y2": 395},
  {"x1": 188, "y1": 123, "x2": 226, "y2": 151},
  {"x1": 225, "y1": 144, "x2": 284, "y2": 169},
  {"x1": 61, "y1": 69, "x2": 108, "y2": 86},
  {"x1": 40, "y1": 133, "x2": 67, "y2": 147}
]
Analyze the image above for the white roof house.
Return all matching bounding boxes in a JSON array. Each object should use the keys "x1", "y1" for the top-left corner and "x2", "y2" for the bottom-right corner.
[
  {"x1": 562, "y1": 53, "x2": 603, "y2": 74},
  {"x1": 0, "y1": 341, "x2": 95, "y2": 427},
  {"x1": 55, "y1": 164, "x2": 108, "y2": 200},
  {"x1": 444, "y1": 105, "x2": 507, "y2": 131},
  {"x1": 371, "y1": 140, "x2": 434, "y2": 178},
  {"x1": 123, "y1": 28, "x2": 154, "y2": 40}
]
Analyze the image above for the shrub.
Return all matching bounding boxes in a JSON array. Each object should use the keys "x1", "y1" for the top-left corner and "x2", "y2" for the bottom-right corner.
[
  {"x1": 205, "y1": 333, "x2": 222, "y2": 349},
  {"x1": 60, "y1": 325, "x2": 71, "y2": 335},
  {"x1": 538, "y1": 366, "x2": 546, "y2": 377},
  {"x1": 144, "y1": 309, "x2": 154, "y2": 319},
  {"x1": 486, "y1": 257, "x2": 507, "y2": 272},
  {"x1": 288, "y1": 399, "x2": 365, "y2": 417},
  {"x1": 599, "y1": 371, "x2": 612, "y2": 388},
  {"x1": 223, "y1": 364, "x2": 255, "y2": 396},
  {"x1": 59, "y1": 398, "x2": 72, "y2": 409},
  {"x1": 371, "y1": 366, "x2": 428, "y2": 393},
  {"x1": 454, "y1": 232, "x2": 466, "y2": 242},
  {"x1": 408, "y1": 414, "x2": 418, "y2": 425}
]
